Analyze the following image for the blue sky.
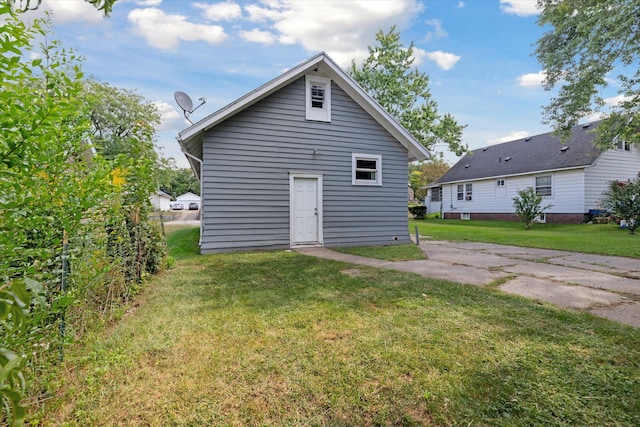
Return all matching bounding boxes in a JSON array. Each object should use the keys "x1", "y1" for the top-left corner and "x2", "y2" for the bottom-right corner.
[{"x1": 23, "y1": 0, "x2": 619, "y2": 168}]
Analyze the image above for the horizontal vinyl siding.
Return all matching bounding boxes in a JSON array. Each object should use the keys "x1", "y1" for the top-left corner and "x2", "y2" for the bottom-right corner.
[
  {"x1": 440, "y1": 170, "x2": 586, "y2": 216},
  {"x1": 201, "y1": 76, "x2": 410, "y2": 253},
  {"x1": 584, "y1": 148, "x2": 640, "y2": 211}
]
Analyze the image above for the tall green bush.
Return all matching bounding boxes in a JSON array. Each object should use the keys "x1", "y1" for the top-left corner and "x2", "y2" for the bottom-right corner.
[
  {"x1": 603, "y1": 179, "x2": 640, "y2": 234},
  {"x1": 513, "y1": 187, "x2": 553, "y2": 229},
  {"x1": 0, "y1": 6, "x2": 166, "y2": 423}
]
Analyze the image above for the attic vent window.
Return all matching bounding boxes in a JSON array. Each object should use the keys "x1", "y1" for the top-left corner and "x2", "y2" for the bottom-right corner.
[
  {"x1": 305, "y1": 75, "x2": 331, "y2": 122},
  {"x1": 504, "y1": 156, "x2": 511, "y2": 161},
  {"x1": 311, "y1": 84, "x2": 325, "y2": 108},
  {"x1": 560, "y1": 146, "x2": 569, "y2": 152}
]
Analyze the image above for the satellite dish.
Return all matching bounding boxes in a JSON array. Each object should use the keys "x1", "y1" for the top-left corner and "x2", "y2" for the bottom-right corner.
[
  {"x1": 174, "y1": 91, "x2": 206, "y2": 124},
  {"x1": 175, "y1": 91, "x2": 193, "y2": 112}
]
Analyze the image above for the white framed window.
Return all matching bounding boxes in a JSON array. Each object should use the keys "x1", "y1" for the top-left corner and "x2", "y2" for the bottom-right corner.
[
  {"x1": 461, "y1": 212, "x2": 471, "y2": 220},
  {"x1": 305, "y1": 75, "x2": 331, "y2": 122},
  {"x1": 457, "y1": 183, "x2": 472, "y2": 200},
  {"x1": 352, "y1": 153, "x2": 382, "y2": 186},
  {"x1": 617, "y1": 140, "x2": 631, "y2": 151},
  {"x1": 534, "y1": 213, "x2": 546, "y2": 223},
  {"x1": 430, "y1": 187, "x2": 442, "y2": 202},
  {"x1": 535, "y1": 175, "x2": 552, "y2": 197}
]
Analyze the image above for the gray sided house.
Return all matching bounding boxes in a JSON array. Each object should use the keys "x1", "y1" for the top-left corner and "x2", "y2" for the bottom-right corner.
[
  {"x1": 426, "y1": 121, "x2": 640, "y2": 223},
  {"x1": 177, "y1": 52, "x2": 429, "y2": 253}
]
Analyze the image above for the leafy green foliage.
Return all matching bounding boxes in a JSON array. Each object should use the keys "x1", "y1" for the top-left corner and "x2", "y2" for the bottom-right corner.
[
  {"x1": 408, "y1": 204, "x2": 426, "y2": 220},
  {"x1": 0, "y1": 3, "x2": 165, "y2": 423},
  {"x1": 603, "y1": 179, "x2": 640, "y2": 234},
  {"x1": 157, "y1": 165, "x2": 200, "y2": 198},
  {"x1": 82, "y1": 80, "x2": 160, "y2": 162},
  {"x1": 513, "y1": 187, "x2": 554, "y2": 229},
  {"x1": 409, "y1": 159, "x2": 449, "y2": 200},
  {"x1": 349, "y1": 27, "x2": 466, "y2": 157},
  {"x1": 535, "y1": 0, "x2": 640, "y2": 148}
]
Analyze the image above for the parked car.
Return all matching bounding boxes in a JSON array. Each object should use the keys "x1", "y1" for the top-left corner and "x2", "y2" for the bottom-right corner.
[
  {"x1": 171, "y1": 203, "x2": 183, "y2": 210},
  {"x1": 188, "y1": 202, "x2": 199, "y2": 210}
]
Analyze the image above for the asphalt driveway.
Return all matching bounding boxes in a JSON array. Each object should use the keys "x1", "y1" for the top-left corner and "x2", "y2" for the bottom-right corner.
[{"x1": 297, "y1": 239, "x2": 640, "y2": 328}]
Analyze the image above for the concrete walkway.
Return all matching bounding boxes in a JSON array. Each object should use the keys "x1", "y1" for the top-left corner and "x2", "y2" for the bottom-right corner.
[{"x1": 296, "y1": 239, "x2": 640, "y2": 328}]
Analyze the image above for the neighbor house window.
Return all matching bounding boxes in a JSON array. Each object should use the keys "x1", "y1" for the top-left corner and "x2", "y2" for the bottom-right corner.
[
  {"x1": 457, "y1": 183, "x2": 472, "y2": 201},
  {"x1": 497, "y1": 179, "x2": 505, "y2": 187},
  {"x1": 306, "y1": 75, "x2": 331, "y2": 122},
  {"x1": 430, "y1": 187, "x2": 442, "y2": 202},
  {"x1": 352, "y1": 153, "x2": 382, "y2": 185},
  {"x1": 535, "y1": 175, "x2": 552, "y2": 197},
  {"x1": 617, "y1": 140, "x2": 631, "y2": 151}
]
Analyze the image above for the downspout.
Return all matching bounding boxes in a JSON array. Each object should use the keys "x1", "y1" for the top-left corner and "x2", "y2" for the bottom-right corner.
[{"x1": 176, "y1": 137, "x2": 204, "y2": 247}]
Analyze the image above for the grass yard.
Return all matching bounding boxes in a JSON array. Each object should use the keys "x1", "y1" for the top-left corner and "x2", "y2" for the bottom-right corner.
[
  {"x1": 332, "y1": 244, "x2": 427, "y2": 261},
  {"x1": 37, "y1": 226, "x2": 640, "y2": 426},
  {"x1": 411, "y1": 219, "x2": 640, "y2": 258}
]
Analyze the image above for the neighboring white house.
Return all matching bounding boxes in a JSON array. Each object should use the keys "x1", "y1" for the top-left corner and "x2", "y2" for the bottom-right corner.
[
  {"x1": 426, "y1": 121, "x2": 640, "y2": 223},
  {"x1": 176, "y1": 192, "x2": 201, "y2": 209},
  {"x1": 150, "y1": 190, "x2": 172, "y2": 211}
]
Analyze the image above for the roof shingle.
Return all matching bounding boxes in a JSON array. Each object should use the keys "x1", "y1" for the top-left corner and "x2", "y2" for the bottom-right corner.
[{"x1": 434, "y1": 121, "x2": 604, "y2": 185}]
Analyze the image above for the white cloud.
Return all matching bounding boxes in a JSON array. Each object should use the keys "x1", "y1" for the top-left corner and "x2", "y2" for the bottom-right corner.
[
  {"x1": 424, "y1": 18, "x2": 447, "y2": 42},
  {"x1": 499, "y1": 0, "x2": 540, "y2": 17},
  {"x1": 23, "y1": 0, "x2": 105, "y2": 23},
  {"x1": 128, "y1": 8, "x2": 227, "y2": 50},
  {"x1": 418, "y1": 49, "x2": 461, "y2": 70},
  {"x1": 604, "y1": 94, "x2": 632, "y2": 108},
  {"x1": 240, "y1": 28, "x2": 276, "y2": 44},
  {"x1": 457, "y1": 1, "x2": 465, "y2": 8},
  {"x1": 194, "y1": 1, "x2": 242, "y2": 22},
  {"x1": 153, "y1": 100, "x2": 182, "y2": 131},
  {"x1": 517, "y1": 71, "x2": 547, "y2": 88},
  {"x1": 487, "y1": 130, "x2": 530, "y2": 145},
  {"x1": 243, "y1": 0, "x2": 424, "y2": 67},
  {"x1": 136, "y1": 0, "x2": 162, "y2": 6}
]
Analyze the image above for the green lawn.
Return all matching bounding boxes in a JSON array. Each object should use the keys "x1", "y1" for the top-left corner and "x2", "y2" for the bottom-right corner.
[
  {"x1": 38, "y1": 226, "x2": 640, "y2": 426},
  {"x1": 333, "y1": 243, "x2": 427, "y2": 261},
  {"x1": 411, "y1": 219, "x2": 640, "y2": 258}
]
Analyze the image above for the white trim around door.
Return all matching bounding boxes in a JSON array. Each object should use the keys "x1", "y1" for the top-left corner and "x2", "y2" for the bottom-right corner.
[{"x1": 289, "y1": 172, "x2": 323, "y2": 247}]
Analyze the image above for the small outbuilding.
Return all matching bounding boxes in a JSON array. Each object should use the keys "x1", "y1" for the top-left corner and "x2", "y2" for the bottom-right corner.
[
  {"x1": 177, "y1": 52, "x2": 429, "y2": 253},
  {"x1": 150, "y1": 190, "x2": 172, "y2": 211}
]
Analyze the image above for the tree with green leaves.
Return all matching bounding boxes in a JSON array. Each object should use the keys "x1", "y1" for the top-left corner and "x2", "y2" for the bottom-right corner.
[
  {"x1": 158, "y1": 164, "x2": 200, "y2": 198},
  {"x1": 535, "y1": 0, "x2": 640, "y2": 148},
  {"x1": 7, "y1": 0, "x2": 117, "y2": 15},
  {"x1": 349, "y1": 26, "x2": 466, "y2": 157},
  {"x1": 409, "y1": 160, "x2": 450, "y2": 200},
  {"x1": 603, "y1": 179, "x2": 640, "y2": 234},
  {"x1": 513, "y1": 187, "x2": 553, "y2": 230},
  {"x1": 82, "y1": 80, "x2": 161, "y2": 162}
]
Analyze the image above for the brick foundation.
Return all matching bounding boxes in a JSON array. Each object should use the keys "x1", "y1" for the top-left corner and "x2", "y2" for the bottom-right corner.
[{"x1": 443, "y1": 212, "x2": 585, "y2": 223}]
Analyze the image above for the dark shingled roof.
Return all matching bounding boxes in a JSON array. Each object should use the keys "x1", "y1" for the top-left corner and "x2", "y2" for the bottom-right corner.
[{"x1": 433, "y1": 121, "x2": 604, "y2": 185}]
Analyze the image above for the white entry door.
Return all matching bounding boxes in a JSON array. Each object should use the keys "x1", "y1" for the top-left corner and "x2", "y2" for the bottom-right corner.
[{"x1": 290, "y1": 175, "x2": 323, "y2": 246}]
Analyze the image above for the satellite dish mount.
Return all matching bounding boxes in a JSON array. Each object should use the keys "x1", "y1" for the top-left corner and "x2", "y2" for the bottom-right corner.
[{"x1": 174, "y1": 91, "x2": 206, "y2": 124}]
